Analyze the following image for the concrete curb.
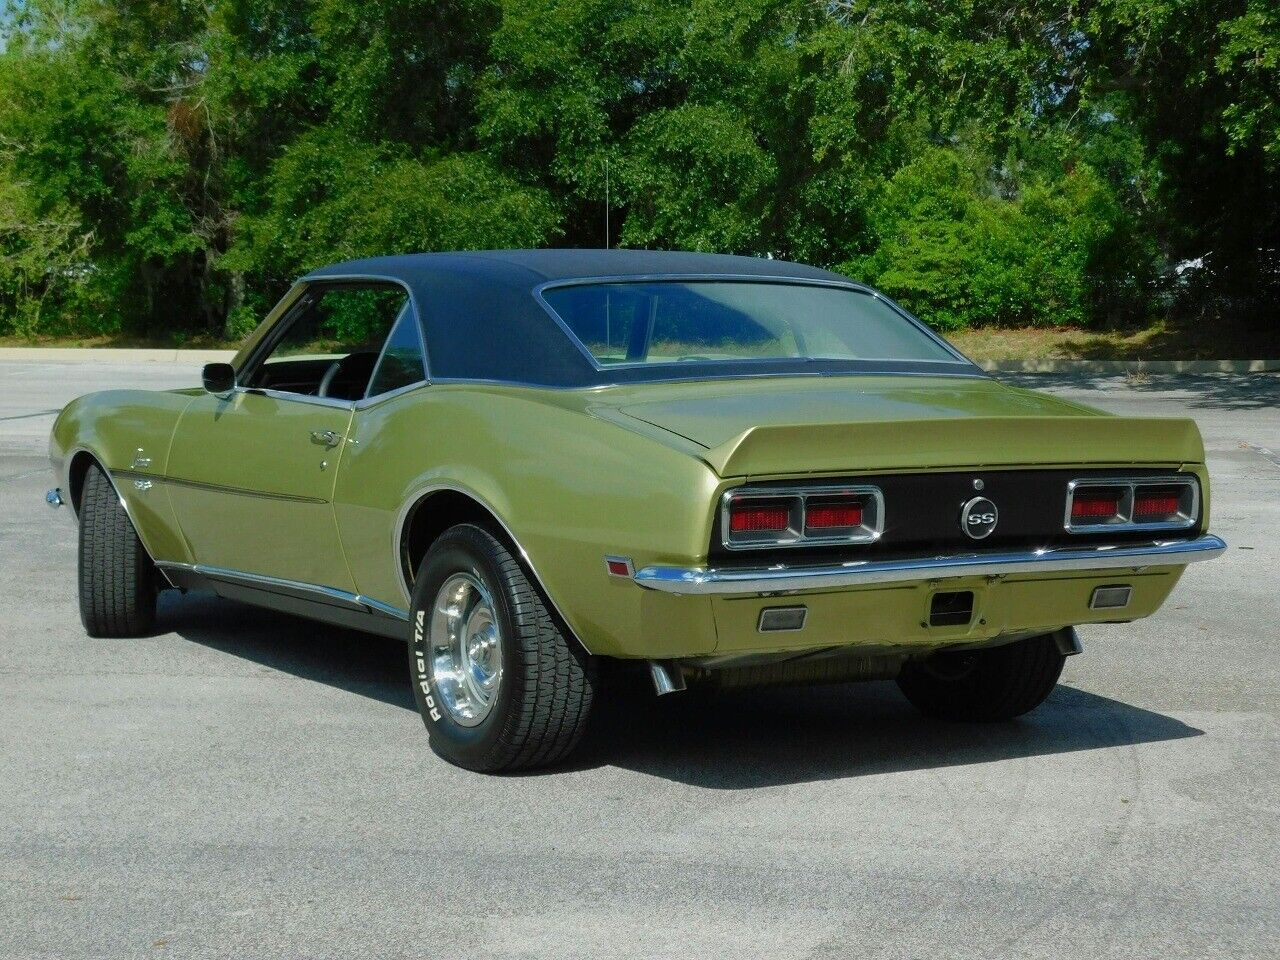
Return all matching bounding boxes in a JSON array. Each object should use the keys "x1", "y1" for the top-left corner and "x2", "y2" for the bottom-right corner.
[
  {"x1": 0, "y1": 347, "x2": 237, "y2": 363},
  {"x1": 0, "y1": 347, "x2": 1276, "y2": 375},
  {"x1": 980, "y1": 358, "x2": 1280, "y2": 374}
]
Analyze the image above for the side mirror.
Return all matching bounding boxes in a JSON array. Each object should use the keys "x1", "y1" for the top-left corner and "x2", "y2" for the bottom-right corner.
[{"x1": 202, "y1": 362, "x2": 236, "y2": 394}]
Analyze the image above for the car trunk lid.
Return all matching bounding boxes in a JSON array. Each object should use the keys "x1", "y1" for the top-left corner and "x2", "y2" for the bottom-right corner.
[{"x1": 609, "y1": 376, "x2": 1204, "y2": 476}]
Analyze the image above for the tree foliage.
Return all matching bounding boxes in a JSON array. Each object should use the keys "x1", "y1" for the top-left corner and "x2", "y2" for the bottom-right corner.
[{"x1": 0, "y1": 0, "x2": 1274, "y2": 338}]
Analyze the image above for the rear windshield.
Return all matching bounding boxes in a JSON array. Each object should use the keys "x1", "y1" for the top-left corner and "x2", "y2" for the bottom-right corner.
[{"x1": 540, "y1": 281, "x2": 961, "y2": 367}]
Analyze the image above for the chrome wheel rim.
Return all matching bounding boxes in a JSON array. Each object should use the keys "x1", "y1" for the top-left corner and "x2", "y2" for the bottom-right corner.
[{"x1": 429, "y1": 573, "x2": 504, "y2": 727}]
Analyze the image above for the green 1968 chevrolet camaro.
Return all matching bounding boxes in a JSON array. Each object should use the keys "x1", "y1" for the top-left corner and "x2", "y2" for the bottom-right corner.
[{"x1": 48, "y1": 250, "x2": 1225, "y2": 771}]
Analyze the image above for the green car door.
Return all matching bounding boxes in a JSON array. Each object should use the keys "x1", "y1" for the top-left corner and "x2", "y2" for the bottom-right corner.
[
  {"x1": 165, "y1": 389, "x2": 356, "y2": 591},
  {"x1": 165, "y1": 281, "x2": 420, "y2": 593}
]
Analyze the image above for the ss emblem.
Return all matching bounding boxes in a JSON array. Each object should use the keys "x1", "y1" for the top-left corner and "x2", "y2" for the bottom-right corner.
[{"x1": 960, "y1": 496, "x2": 999, "y2": 540}]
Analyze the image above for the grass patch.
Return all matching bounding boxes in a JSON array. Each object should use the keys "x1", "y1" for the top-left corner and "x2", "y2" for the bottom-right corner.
[{"x1": 948, "y1": 316, "x2": 1280, "y2": 362}]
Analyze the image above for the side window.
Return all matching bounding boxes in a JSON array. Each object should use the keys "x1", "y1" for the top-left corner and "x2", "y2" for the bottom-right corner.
[
  {"x1": 245, "y1": 284, "x2": 409, "y2": 400},
  {"x1": 366, "y1": 303, "x2": 426, "y2": 398}
]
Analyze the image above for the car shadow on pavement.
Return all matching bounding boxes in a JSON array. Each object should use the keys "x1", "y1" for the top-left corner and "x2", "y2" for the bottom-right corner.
[
  {"x1": 160, "y1": 591, "x2": 1204, "y2": 787},
  {"x1": 159, "y1": 591, "x2": 416, "y2": 711},
  {"x1": 577, "y1": 681, "x2": 1204, "y2": 788}
]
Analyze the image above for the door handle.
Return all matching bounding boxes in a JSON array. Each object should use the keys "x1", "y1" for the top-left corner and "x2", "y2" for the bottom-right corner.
[{"x1": 310, "y1": 429, "x2": 342, "y2": 448}]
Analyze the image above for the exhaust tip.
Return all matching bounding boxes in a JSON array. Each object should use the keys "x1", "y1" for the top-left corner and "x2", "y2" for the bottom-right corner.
[
  {"x1": 648, "y1": 660, "x2": 687, "y2": 696},
  {"x1": 1055, "y1": 627, "x2": 1084, "y2": 657}
]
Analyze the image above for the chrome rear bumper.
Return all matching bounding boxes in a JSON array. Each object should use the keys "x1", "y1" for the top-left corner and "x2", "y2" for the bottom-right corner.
[{"x1": 633, "y1": 534, "x2": 1227, "y2": 596}]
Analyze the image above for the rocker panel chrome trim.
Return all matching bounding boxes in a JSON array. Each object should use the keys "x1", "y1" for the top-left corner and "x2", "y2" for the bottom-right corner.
[{"x1": 154, "y1": 561, "x2": 410, "y2": 620}]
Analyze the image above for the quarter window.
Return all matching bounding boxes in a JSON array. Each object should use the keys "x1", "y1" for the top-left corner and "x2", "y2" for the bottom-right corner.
[{"x1": 366, "y1": 303, "x2": 427, "y2": 398}]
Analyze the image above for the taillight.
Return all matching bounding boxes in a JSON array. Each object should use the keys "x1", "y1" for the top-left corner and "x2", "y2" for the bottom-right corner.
[
  {"x1": 721, "y1": 485, "x2": 883, "y2": 550},
  {"x1": 1133, "y1": 487, "x2": 1183, "y2": 521},
  {"x1": 805, "y1": 501, "x2": 865, "y2": 530},
  {"x1": 1066, "y1": 477, "x2": 1198, "y2": 533},
  {"x1": 729, "y1": 502, "x2": 791, "y2": 533},
  {"x1": 1070, "y1": 489, "x2": 1123, "y2": 523}
]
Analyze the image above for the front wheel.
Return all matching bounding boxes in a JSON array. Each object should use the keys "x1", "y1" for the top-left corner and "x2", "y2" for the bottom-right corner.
[
  {"x1": 77, "y1": 462, "x2": 157, "y2": 637},
  {"x1": 896, "y1": 631, "x2": 1067, "y2": 721},
  {"x1": 408, "y1": 524, "x2": 596, "y2": 772}
]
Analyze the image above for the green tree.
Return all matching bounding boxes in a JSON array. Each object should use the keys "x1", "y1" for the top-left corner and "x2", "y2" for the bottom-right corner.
[{"x1": 0, "y1": 0, "x2": 1273, "y2": 338}]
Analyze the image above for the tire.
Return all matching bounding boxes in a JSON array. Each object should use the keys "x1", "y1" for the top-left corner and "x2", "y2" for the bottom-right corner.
[
  {"x1": 77, "y1": 462, "x2": 157, "y2": 638},
  {"x1": 896, "y1": 631, "x2": 1066, "y2": 721},
  {"x1": 408, "y1": 523, "x2": 596, "y2": 772}
]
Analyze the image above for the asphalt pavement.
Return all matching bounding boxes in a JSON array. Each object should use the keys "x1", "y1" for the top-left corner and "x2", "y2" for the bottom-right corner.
[{"x1": 1, "y1": 360, "x2": 1276, "y2": 959}]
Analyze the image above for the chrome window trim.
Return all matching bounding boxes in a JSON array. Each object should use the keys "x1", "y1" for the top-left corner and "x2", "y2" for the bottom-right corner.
[
  {"x1": 246, "y1": 387, "x2": 356, "y2": 410},
  {"x1": 1064, "y1": 475, "x2": 1200, "y2": 534},
  {"x1": 353, "y1": 379, "x2": 429, "y2": 410},
  {"x1": 531, "y1": 274, "x2": 977, "y2": 373},
  {"x1": 234, "y1": 276, "x2": 431, "y2": 403},
  {"x1": 424, "y1": 366, "x2": 991, "y2": 391},
  {"x1": 222, "y1": 379, "x2": 428, "y2": 412},
  {"x1": 287, "y1": 272, "x2": 434, "y2": 379},
  {"x1": 720, "y1": 483, "x2": 886, "y2": 551},
  {"x1": 634, "y1": 534, "x2": 1228, "y2": 596}
]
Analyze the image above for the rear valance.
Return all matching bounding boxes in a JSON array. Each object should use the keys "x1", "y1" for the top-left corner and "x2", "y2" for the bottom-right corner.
[{"x1": 702, "y1": 416, "x2": 1205, "y2": 477}]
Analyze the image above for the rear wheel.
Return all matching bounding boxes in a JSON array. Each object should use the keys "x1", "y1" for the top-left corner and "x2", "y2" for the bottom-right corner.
[
  {"x1": 77, "y1": 463, "x2": 157, "y2": 638},
  {"x1": 896, "y1": 631, "x2": 1066, "y2": 721},
  {"x1": 408, "y1": 524, "x2": 596, "y2": 772}
]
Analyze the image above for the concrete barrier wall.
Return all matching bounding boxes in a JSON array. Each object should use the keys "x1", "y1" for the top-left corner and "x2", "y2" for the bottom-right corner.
[
  {"x1": 980, "y1": 358, "x2": 1280, "y2": 374},
  {"x1": 0, "y1": 348, "x2": 237, "y2": 364}
]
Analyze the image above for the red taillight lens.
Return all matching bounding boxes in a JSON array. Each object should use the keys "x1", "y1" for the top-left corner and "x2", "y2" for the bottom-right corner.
[
  {"x1": 729, "y1": 503, "x2": 790, "y2": 533},
  {"x1": 1071, "y1": 490, "x2": 1122, "y2": 520},
  {"x1": 806, "y1": 502, "x2": 864, "y2": 529},
  {"x1": 1134, "y1": 489, "x2": 1182, "y2": 520}
]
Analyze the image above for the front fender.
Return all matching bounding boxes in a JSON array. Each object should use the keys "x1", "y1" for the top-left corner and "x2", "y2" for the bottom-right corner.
[{"x1": 49, "y1": 389, "x2": 197, "y2": 564}]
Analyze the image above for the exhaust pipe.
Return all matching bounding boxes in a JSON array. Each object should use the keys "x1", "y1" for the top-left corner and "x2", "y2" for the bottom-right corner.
[
  {"x1": 1055, "y1": 627, "x2": 1084, "y2": 657},
  {"x1": 647, "y1": 659, "x2": 687, "y2": 696}
]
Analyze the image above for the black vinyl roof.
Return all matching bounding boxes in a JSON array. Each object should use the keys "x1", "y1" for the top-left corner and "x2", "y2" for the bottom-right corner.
[
  {"x1": 300, "y1": 250, "x2": 977, "y2": 387},
  {"x1": 303, "y1": 249, "x2": 848, "y2": 287}
]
